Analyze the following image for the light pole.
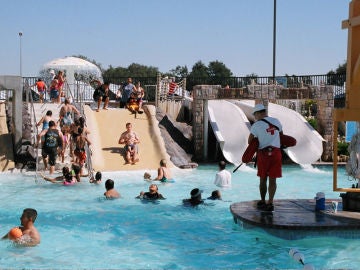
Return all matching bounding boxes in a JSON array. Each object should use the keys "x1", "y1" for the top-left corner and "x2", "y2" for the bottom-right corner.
[
  {"x1": 18, "y1": 32, "x2": 26, "y2": 102},
  {"x1": 18, "y1": 32, "x2": 22, "y2": 77},
  {"x1": 272, "y1": 0, "x2": 276, "y2": 82}
]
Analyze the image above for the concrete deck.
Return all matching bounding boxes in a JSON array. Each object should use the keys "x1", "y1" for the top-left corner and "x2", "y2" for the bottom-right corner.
[{"x1": 230, "y1": 199, "x2": 360, "y2": 239}]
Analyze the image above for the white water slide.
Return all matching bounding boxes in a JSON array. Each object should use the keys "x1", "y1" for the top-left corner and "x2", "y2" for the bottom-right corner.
[
  {"x1": 208, "y1": 100, "x2": 325, "y2": 165},
  {"x1": 208, "y1": 100, "x2": 251, "y2": 165}
]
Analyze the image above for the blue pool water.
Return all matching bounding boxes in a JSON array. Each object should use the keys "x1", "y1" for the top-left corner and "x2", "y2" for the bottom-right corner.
[{"x1": 0, "y1": 164, "x2": 359, "y2": 269}]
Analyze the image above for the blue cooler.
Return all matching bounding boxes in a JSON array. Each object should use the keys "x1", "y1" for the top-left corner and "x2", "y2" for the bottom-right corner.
[{"x1": 315, "y1": 192, "x2": 325, "y2": 211}]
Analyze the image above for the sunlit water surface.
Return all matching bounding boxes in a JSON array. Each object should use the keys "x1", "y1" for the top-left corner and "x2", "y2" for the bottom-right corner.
[{"x1": 0, "y1": 164, "x2": 359, "y2": 269}]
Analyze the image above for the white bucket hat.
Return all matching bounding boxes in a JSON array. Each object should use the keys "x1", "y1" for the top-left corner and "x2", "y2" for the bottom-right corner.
[{"x1": 252, "y1": 104, "x2": 266, "y2": 115}]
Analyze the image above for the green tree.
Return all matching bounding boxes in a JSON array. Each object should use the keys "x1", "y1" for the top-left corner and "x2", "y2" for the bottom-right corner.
[
  {"x1": 102, "y1": 63, "x2": 159, "y2": 84},
  {"x1": 208, "y1": 60, "x2": 233, "y2": 86},
  {"x1": 187, "y1": 61, "x2": 209, "y2": 90},
  {"x1": 189, "y1": 61, "x2": 209, "y2": 78},
  {"x1": 208, "y1": 61, "x2": 232, "y2": 78},
  {"x1": 327, "y1": 61, "x2": 346, "y2": 86},
  {"x1": 168, "y1": 65, "x2": 189, "y2": 78}
]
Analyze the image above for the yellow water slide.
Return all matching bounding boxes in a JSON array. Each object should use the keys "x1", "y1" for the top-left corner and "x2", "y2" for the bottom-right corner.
[{"x1": 84, "y1": 105, "x2": 173, "y2": 172}]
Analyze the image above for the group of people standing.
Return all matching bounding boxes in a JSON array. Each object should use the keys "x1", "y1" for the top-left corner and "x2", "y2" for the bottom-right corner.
[
  {"x1": 93, "y1": 77, "x2": 145, "y2": 113},
  {"x1": 31, "y1": 70, "x2": 65, "y2": 104},
  {"x1": 36, "y1": 98, "x2": 91, "y2": 176}
]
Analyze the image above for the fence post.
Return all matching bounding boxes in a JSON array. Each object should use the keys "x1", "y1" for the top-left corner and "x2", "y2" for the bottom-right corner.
[{"x1": 156, "y1": 73, "x2": 161, "y2": 108}]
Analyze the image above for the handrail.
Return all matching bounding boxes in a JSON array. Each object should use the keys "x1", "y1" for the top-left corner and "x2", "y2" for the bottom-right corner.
[{"x1": 24, "y1": 81, "x2": 41, "y2": 181}]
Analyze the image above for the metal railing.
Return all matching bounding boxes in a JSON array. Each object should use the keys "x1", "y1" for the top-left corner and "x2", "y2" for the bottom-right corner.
[{"x1": 23, "y1": 73, "x2": 346, "y2": 105}]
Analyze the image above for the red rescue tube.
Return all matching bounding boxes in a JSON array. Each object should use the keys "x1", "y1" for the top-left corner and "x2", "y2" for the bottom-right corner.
[
  {"x1": 280, "y1": 134, "x2": 297, "y2": 148},
  {"x1": 242, "y1": 138, "x2": 259, "y2": 163}
]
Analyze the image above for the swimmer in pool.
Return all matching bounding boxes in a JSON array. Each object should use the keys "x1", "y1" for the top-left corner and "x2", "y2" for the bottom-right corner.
[
  {"x1": 2, "y1": 208, "x2": 40, "y2": 246},
  {"x1": 104, "y1": 179, "x2": 120, "y2": 199},
  {"x1": 90, "y1": 171, "x2": 102, "y2": 184},
  {"x1": 182, "y1": 188, "x2": 204, "y2": 206},
  {"x1": 137, "y1": 184, "x2": 165, "y2": 200}
]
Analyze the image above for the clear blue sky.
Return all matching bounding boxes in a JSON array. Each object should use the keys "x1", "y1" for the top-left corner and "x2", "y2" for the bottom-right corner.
[{"x1": 0, "y1": 0, "x2": 349, "y2": 77}]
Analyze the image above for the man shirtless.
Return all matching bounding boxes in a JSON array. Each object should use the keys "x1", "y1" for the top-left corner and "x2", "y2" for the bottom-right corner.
[
  {"x1": 2, "y1": 208, "x2": 40, "y2": 246},
  {"x1": 118, "y1": 122, "x2": 140, "y2": 164}
]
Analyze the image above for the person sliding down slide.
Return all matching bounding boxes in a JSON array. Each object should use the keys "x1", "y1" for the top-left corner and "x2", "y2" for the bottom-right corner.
[{"x1": 127, "y1": 92, "x2": 143, "y2": 115}]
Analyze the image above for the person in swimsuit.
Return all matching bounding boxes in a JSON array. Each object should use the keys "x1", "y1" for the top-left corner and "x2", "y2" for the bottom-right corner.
[
  {"x1": 49, "y1": 78, "x2": 59, "y2": 103},
  {"x1": 2, "y1": 208, "x2": 41, "y2": 246},
  {"x1": 136, "y1": 184, "x2": 165, "y2": 200},
  {"x1": 104, "y1": 179, "x2": 120, "y2": 199},
  {"x1": 182, "y1": 188, "x2": 204, "y2": 207},
  {"x1": 78, "y1": 116, "x2": 90, "y2": 137},
  {"x1": 207, "y1": 190, "x2": 222, "y2": 200},
  {"x1": 30, "y1": 78, "x2": 47, "y2": 103},
  {"x1": 59, "y1": 125, "x2": 70, "y2": 163},
  {"x1": 41, "y1": 166, "x2": 72, "y2": 182},
  {"x1": 93, "y1": 82, "x2": 110, "y2": 112},
  {"x1": 134, "y1": 81, "x2": 145, "y2": 112},
  {"x1": 89, "y1": 171, "x2": 102, "y2": 184},
  {"x1": 118, "y1": 122, "x2": 140, "y2": 164},
  {"x1": 55, "y1": 71, "x2": 65, "y2": 104},
  {"x1": 38, "y1": 110, "x2": 53, "y2": 130},
  {"x1": 127, "y1": 92, "x2": 141, "y2": 114},
  {"x1": 38, "y1": 121, "x2": 64, "y2": 174},
  {"x1": 59, "y1": 98, "x2": 80, "y2": 128},
  {"x1": 154, "y1": 159, "x2": 172, "y2": 182},
  {"x1": 74, "y1": 127, "x2": 91, "y2": 176},
  {"x1": 120, "y1": 77, "x2": 136, "y2": 108}
]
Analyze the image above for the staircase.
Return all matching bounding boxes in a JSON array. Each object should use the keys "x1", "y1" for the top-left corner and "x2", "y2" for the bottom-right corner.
[{"x1": 29, "y1": 102, "x2": 86, "y2": 174}]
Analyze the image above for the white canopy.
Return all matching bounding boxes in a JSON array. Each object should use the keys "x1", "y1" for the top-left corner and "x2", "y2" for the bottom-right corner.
[{"x1": 41, "y1": 56, "x2": 102, "y2": 86}]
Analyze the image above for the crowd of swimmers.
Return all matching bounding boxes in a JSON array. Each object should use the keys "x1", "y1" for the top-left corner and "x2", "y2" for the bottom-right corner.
[
  {"x1": 1, "y1": 159, "x2": 231, "y2": 247},
  {"x1": 9, "y1": 73, "x2": 234, "y2": 247}
]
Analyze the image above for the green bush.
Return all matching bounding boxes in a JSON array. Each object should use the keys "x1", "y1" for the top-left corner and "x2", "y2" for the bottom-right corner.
[
  {"x1": 307, "y1": 118, "x2": 318, "y2": 130},
  {"x1": 338, "y1": 141, "x2": 349, "y2": 156}
]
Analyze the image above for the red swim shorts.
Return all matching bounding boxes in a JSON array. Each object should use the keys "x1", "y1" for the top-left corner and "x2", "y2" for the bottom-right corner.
[{"x1": 257, "y1": 147, "x2": 282, "y2": 178}]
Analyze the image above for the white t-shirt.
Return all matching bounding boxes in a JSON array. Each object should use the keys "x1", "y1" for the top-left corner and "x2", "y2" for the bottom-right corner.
[
  {"x1": 214, "y1": 169, "x2": 232, "y2": 187},
  {"x1": 250, "y1": 117, "x2": 282, "y2": 149},
  {"x1": 250, "y1": 116, "x2": 282, "y2": 149}
]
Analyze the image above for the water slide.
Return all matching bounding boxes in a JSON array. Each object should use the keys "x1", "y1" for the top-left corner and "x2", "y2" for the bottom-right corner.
[
  {"x1": 208, "y1": 100, "x2": 324, "y2": 165},
  {"x1": 208, "y1": 100, "x2": 251, "y2": 165},
  {"x1": 84, "y1": 105, "x2": 173, "y2": 172},
  {"x1": 233, "y1": 100, "x2": 325, "y2": 164}
]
